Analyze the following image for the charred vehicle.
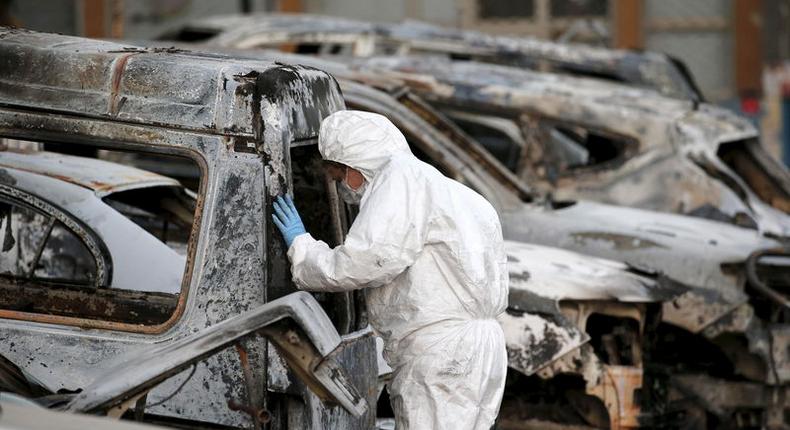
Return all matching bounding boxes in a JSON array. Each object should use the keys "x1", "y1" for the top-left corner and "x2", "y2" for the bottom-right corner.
[
  {"x1": 221, "y1": 51, "x2": 790, "y2": 428},
  {"x1": 233, "y1": 52, "x2": 790, "y2": 428},
  {"x1": 0, "y1": 29, "x2": 377, "y2": 429},
  {"x1": 319, "y1": 75, "x2": 683, "y2": 429},
  {"x1": 159, "y1": 13, "x2": 703, "y2": 102},
  {"x1": 342, "y1": 76, "x2": 790, "y2": 430},
  {"x1": 355, "y1": 56, "x2": 790, "y2": 240}
]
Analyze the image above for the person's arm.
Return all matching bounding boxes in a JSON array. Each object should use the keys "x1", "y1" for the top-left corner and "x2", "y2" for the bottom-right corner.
[{"x1": 274, "y1": 170, "x2": 428, "y2": 292}]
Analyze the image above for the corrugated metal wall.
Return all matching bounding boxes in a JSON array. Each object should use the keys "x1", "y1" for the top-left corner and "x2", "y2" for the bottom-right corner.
[{"x1": 643, "y1": 0, "x2": 734, "y2": 102}]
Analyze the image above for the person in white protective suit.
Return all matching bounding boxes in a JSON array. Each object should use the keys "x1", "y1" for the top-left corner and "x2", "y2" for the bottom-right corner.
[{"x1": 272, "y1": 110, "x2": 508, "y2": 429}]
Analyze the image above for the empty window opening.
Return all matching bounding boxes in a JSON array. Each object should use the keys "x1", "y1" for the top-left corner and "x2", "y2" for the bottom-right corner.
[
  {"x1": 550, "y1": 0, "x2": 608, "y2": 17},
  {"x1": 478, "y1": 0, "x2": 535, "y2": 19},
  {"x1": 553, "y1": 64, "x2": 626, "y2": 84},
  {"x1": 160, "y1": 27, "x2": 218, "y2": 42},
  {"x1": 546, "y1": 124, "x2": 628, "y2": 169},
  {"x1": 277, "y1": 42, "x2": 355, "y2": 56},
  {"x1": 447, "y1": 113, "x2": 524, "y2": 172},
  {"x1": 103, "y1": 186, "x2": 195, "y2": 256},
  {"x1": 0, "y1": 142, "x2": 202, "y2": 327},
  {"x1": 33, "y1": 221, "x2": 96, "y2": 284},
  {"x1": 294, "y1": 43, "x2": 321, "y2": 54}
]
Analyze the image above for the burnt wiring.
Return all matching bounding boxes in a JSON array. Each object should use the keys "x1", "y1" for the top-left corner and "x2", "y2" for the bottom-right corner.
[{"x1": 145, "y1": 363, "x2": 197, "y2": 409}]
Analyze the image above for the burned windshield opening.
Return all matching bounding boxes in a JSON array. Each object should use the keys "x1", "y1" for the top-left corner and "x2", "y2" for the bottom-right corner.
[
  {"x1": 454, "y1": 116, "x2": 522, "y2": 171},
  {"x1": 160, "y1": 27, "x2": 219, "y2": 42},
  {"x1": 442, "y1": 110, "x2": 525, "y2": 173}
]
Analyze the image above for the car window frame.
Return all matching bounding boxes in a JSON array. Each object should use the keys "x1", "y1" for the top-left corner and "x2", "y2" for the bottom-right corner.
[
  {"x1": 274, "y1": 141, "x2": 363, "y2": 335},
  {"x1": 444, "y1": 109, "x2": 527, "y2": 173},
  {"x1": 0, "y1": 184, "x2": 109, "y2": 288},
  {"x1": 521, "y1": 113, "x2": 640, "y2": 182},
  {"x1": 0, "y1": 141, "x2": 207, "y2": 335}
]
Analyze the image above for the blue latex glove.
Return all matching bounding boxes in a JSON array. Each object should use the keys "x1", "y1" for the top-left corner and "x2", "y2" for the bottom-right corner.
[{"x1": 272, "y1": 195, "x2": 307, "y2": 248}]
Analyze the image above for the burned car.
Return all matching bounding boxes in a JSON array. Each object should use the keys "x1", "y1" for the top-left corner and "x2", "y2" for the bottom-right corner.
[
  {"x1": 161, "y1": 13, "x2": 703, "y2": 102},
  {"x1": 341, "y1": 77, "x2": 790, "y2": 429},
  {"x1": 325, "y1": 75, "x2": 681, "y2": 429},
  {"x1": 231, "y1": 51, "x2": 790, "y2": 428},
  {"x1": 0, "y1": 31, "x2": 680, "y2": 428},
  {"x1": 0, "y1": 28, "x2": 376, "y2": 429},
  {"x1": 196, "y1": 47, "x2": 790, "y2": 427},
  {"x1": 355, "y1": 55, "x2": 790, "y2": 239}
]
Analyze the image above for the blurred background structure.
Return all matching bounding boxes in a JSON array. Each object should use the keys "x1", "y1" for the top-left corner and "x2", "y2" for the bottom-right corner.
[{"x1": 2, "y1": 0, "x2": 789, "y2": 165}]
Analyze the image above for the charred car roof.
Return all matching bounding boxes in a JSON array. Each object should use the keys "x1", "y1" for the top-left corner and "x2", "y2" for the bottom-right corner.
[
  {"x1": 169, "y1": 12, "x2": 702, "y2": 101},
  {"x1": 0, "y1": 27, "x2": 343, "y2": 142},
  {"x1": 354, "y1": 56, "x2": 762, "y2": 159},
  {"x1": 355, "y1": 56, "x2": 746, "y2": 137},
  {"x1": 0, "y1": 150, "x2": 180, "y2": 197}
]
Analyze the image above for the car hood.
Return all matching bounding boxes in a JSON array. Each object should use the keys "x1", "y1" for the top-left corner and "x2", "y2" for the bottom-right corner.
[
  {"x1": 504, "y1": 240, "x2": 681, "y2": 304},
  {"x1": 501, "y1": 199, "x2": 784, "y2": 332},
  {"x1": 500, "y1": 240, "x2": 685, "y2": 376}
]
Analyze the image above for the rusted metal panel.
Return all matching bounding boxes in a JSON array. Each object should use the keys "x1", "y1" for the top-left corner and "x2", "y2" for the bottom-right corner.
[{"x1": 587, "y1": 365, "x2": 642, "y2": 429}]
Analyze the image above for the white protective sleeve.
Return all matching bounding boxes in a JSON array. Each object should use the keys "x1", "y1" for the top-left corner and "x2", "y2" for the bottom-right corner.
[{"x1": 288, "y1": 167, "x2": 428, "y2": 292}]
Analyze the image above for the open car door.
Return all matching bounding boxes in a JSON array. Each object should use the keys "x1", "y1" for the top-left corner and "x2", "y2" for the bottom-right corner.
[{"x1": 60, "y1": 292, "x2": 367, "y2": 419}]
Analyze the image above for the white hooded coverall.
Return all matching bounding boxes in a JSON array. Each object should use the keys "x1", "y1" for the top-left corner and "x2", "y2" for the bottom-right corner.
[{"x1": 288, "y1": 111, "x2": 509, "y2": 429}]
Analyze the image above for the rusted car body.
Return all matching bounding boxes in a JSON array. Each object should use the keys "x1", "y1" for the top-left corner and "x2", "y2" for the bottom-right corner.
[
  {"x1": 0, "y1": 28, "x2": 377, "y2": 429},
  {"x1": 356, "y1": 56, "x2": 790, "y2": 240},
  {"x1": 162, "y1": 13, "x2": 703, "y2": 102}
]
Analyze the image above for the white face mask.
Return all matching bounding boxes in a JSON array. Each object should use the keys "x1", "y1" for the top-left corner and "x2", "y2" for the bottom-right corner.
[{"x1": 337, "y1": 168, "x2": 367, "y2": 205}]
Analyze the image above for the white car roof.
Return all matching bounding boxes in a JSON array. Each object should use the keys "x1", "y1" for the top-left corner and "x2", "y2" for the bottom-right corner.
[
  {"x1": 0, "y1": 152, "x2": 186, "y2": 294},
  {"x1": 0, "y1": 150, "x2": 181, "y2": 197}
]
